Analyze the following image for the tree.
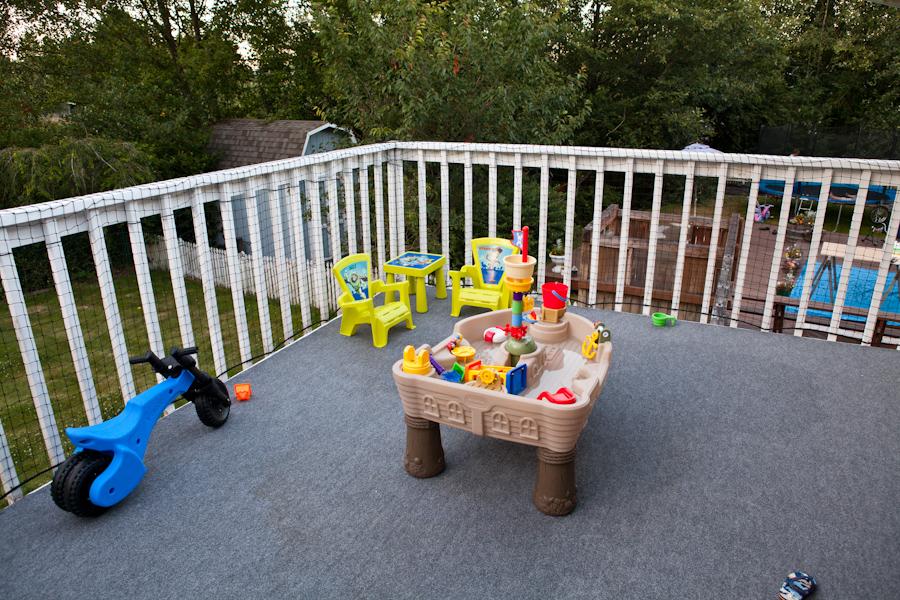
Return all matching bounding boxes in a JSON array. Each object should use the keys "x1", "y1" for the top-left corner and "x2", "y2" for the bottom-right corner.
[
  {"x1": 561, "y1": 0, "x2": 786, "y2": 152},
  {"x1": 0, "y1": 137, "x2": 155, "y2": 208},
  {"x1": 312, "y1": 0, "x2": 590, "y2": 144},
  {"x1": 225, "y1": 0, "x2": 326, "y2": 120},
  {"x1": 767, "y1": 0, "x2": 900, "y2": 129}
]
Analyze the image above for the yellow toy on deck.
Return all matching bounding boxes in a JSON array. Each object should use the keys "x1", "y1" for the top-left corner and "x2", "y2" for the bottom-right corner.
[
  {"x1": 448, "y1": 237, "x2": 520, "y2": 317},
  {"x1": 332, "y1": 253, "x2": 415, "y2": 348}
]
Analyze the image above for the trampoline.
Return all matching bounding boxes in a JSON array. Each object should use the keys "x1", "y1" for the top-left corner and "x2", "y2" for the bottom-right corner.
[
  {"x1": 759, "y1": 180, "x2": 897, "y2": 227},
  {"x1": 759, "y1": 179, "x2": 897, "y2": 217},
  {"x1": 759, "y1": 180, "x2": 896, "y2": 205}
]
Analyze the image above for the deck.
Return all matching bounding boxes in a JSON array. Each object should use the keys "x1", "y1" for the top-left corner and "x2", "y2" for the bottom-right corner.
[{"x1": 1, "y1": 290, "x2": 897, "y2": 599}]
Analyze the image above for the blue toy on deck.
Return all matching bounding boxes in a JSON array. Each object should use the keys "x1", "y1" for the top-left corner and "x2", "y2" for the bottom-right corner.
[{"x1": 51, "y1": 346, "x2": 231, "y2": 517}]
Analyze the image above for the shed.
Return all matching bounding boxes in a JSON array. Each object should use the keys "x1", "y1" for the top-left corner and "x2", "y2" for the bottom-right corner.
[
  {"x1": 202, "y1": 120, "x2": 355, "y2": 260},
  {"x1": 207, "y1": 119, "x2": 354, "y2": 170}
]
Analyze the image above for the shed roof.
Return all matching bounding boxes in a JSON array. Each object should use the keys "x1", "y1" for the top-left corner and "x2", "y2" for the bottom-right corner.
[{"x1": 207, "y1": 119, "x2": 345, "y2": 170}]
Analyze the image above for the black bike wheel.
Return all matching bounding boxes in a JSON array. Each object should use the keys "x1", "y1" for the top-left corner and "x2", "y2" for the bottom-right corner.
[
  {"x1": 195, "y1": 378, "x2": 230, "y2": 428},
  {"x1": 870, "y1": 205, "x2": 890, "y2": 225},
  {"x1": 62, "y1": 450, "x2": 112, "y2": 517},
  {"x1": 51, "y1": 452, "x2": 87, "y2": 512}
]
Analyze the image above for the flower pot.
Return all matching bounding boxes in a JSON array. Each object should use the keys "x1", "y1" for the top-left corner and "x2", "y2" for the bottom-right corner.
[
  {"x1": 785, "y1": 225, "x2": 812, "y2": 244},
  {"x1": 549, "y1": 254, "x2": 567, "y2": 273}
]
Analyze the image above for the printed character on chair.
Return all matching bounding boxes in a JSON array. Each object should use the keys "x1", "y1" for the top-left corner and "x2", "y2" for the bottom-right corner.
[
  {"x1": 332, "y1": 253, "x2": 415, "y2": 348},
  {"x1": 449, "y1": 238, "x2": 519, "y2": 316}
]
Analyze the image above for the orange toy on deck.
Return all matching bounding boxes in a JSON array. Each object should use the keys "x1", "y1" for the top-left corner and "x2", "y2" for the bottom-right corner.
[{"x1": 234, "y1": 383, "x2": 252, "y2": 401}]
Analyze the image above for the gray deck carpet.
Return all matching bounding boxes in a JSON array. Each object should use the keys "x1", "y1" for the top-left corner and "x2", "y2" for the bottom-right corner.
[{"x1": 1, "y1": 290, "x2": 898, "y2": 599}]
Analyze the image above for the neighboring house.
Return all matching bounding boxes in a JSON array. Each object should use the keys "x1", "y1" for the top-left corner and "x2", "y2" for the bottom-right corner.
[
  {"x1": 206, "y1": 119, "x2": 353, "y2": 170},
  {"x1": 206, "y1": 119, "x2": 355, "y2": 260}
]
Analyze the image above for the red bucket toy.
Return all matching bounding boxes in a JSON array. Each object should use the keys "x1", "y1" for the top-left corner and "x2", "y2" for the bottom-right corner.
[{"x1": 542, "y1": 282, "x2": 568, "y2": 309}]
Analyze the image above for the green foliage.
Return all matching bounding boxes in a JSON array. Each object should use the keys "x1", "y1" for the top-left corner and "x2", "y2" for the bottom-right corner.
[
  {"x1": 563, "y1": 0, "x2": 787, "y2": 152},
  {"x1": 313, "y1": 0, "x2": 590, "y2": 144},
  {"x1": 2, "y1": 0, "x2": 899, "y2": 212},
  {"x1": 25, "y1": 6, "x2": 243, "y2": 180},
  {"x1": 0, "y1": 136, "x2": 155, "y2": 208},
  {"x1": 765, "y1": 0, "x2": 900, "y2": 129},
  {"x1": 226, "y1": 0, "x2": 326, "y2": 119}
]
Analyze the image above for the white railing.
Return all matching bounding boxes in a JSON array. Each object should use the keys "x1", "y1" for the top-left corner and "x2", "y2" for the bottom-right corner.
[{"x1": 1, "y1": 141, "x2": 899, "y2": 504}]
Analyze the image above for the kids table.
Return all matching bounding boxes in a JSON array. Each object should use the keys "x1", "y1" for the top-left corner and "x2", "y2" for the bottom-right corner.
[{"x1": 383, "y1": 252, "x2": 447, "y2": 313}]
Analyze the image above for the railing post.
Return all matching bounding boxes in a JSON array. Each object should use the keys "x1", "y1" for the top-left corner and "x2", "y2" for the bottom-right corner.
[
  {"x1": 643, "y1": 159, "x2": 664, "y2": 315},
  {"x1": 344, "y1": 157, "x2": 358, "y2": 256},
  {"x1": 513, "y1": 153, "x2": 523, "y2": 232},
  {"x1": 88, "y1": 210, "x2": 137, "y2": 402},
  {"x1": 241, "y1": 178, "x2": 274, "y2": 354},
  {"x1": 190, "y1": 186, "x2": 227, "y2": 377},
  {"x1": 418, "y1": 149, "x2": 428, "y2": 253},
  {"x1": 587, "y1": 157, "x2": 605, "y2": 307},
  {"x1": 538, "y1": 153, "x2": 550, "y2": 285},
  {"x1": 464, "y1": 151, "x2": 474, "y2": 266},
  {"x1": 563, "y1": 155, "x2": 577, "y2": 291},
  {"x1": 489, "y1": 152, "x2": 498, "y2": 239},
  {"x1": 161, "y1": 193, "x2": 196, "y2": 355},
  {"x1": 761, "y1": 167, "x2": 796, "y2": 332},
  {"x1": 863, "y1": 187, "x2": 900, "y2": 345},
  {"x1": 794, "y1": 169, "x2": 833, "y2": 335},
  {"x1": 711, "y1": 213, "x2": 742, "y2": 325},
  {"x1": 358, "y1": 159, "x2": 372, "y2": 258},
  {"x1": 826, "y1": 171, "x2": 872, "y2": 341},
  {"x1": 615, "y1": 158, "x2": 635, "y2": 312},
  {"x1": 0, "y1": 418, "x2": 22, "y2": 505},
  {"x1": 325, "y1": 160, "x2": 343, "y2": 266},
  {"x1": 373, "y1": 153, "x2": 387, "y2": 275},
  {"x1": 218, "y1": 181, "x2": 253, "y2": 368},
  {"x1": 267, "y1": 173, "x2": 295, "y2": 345},
  {"x1": 699, "y1": 163, "x2": 728, "y2": 323},
  {"x1": 728, "y1": 164, "x2": 761, "y2": 327},
  {"x1": 126, "y1": 204, "x2": 169, "y2": 399},
  {"x1": 440, "y1": 150, "x2": 450, "y2": 279},
  {"x1": 43, "y1": 218, "x2": 103, "y2": 425},
  {"x1": 287, "y1": 168, "x2": 312, "y2": 331},
  {"x1": 387, "y1": 150, "x2": 399, "y2": 260},
  {"x1": 396, "y1": 151, "x2": 406, "y2": 255},
  {"x1": 0, "y1": 229, "x2": 65, "y2": 466},
  {"x1": 308, "y1": 164, "x2": 330, "y2": 312},
  {"x1": 671, "y1": 162, "x2": 695, "y2": 319}
]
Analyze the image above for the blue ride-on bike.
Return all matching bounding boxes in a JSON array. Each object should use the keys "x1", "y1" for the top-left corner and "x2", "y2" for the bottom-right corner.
[{"x1": 51, "y1": 346, "x2": 231, "y2": 517}]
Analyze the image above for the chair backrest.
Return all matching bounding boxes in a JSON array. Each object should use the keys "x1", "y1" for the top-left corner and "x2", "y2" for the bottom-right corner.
[
  {"x1": 470, "y1": 238, "x2": 519, "y2": 289},
  {"x1": 332, "y1": 253, "x2": 373, "y2": 301}
]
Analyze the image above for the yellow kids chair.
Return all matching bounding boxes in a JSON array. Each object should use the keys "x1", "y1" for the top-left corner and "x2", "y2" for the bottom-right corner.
[
  {"x1": 448, "y1": 238, "x2": 520, "y2": 317},
  {"x1": 332, "y1": 253, "x2": 415, "y2": 348}
]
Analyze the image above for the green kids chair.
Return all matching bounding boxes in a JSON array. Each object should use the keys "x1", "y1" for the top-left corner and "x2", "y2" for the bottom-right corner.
[
  {"x1": 448, "y1": 237, "x2": 520, "y2": 317},
  {"x1": 332, "y1": 253, "x2": 415, "y2": 348}
]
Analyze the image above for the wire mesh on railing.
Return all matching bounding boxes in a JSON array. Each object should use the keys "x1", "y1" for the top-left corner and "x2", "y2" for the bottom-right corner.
[{"x1": 1, "y1": 142, "x2": 898, "y2": 506}]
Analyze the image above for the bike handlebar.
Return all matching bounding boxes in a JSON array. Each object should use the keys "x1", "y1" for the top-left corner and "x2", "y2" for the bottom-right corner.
[
  {"x1": 129, "y1": 351, "x2": 167, "y2": 374},
  {"x1": 172, "y1": 346, "x2": 198, "y2": 358}
]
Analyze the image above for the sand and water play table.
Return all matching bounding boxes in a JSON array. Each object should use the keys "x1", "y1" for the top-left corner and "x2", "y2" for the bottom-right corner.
[{"x1": 392, "y1": 308, "x2": 612, "y2": 515}]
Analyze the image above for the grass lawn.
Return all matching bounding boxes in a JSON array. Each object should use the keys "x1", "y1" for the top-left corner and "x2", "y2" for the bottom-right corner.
[{"x1": 0, "y1": 268, "x2": 327, "y2": 500}]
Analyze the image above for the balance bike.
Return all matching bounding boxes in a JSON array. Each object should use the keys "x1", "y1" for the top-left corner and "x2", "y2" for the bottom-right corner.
[{"x1": 51, "y1": 346, "x2": 231, "y2": 517}]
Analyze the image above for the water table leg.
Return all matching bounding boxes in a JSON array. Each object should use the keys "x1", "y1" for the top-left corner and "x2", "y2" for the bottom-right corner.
[
  {"x1": 404, "y1": 414, "x2": 445, "y2": 478},
  {"x1": 533, "y1": 446, "x2": 578, "y2": 516}
]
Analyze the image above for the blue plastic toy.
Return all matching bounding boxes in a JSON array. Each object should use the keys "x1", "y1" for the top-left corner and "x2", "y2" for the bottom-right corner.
[{"x1": 51, "y1": 346, "x2": 231, "y2": 517}]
